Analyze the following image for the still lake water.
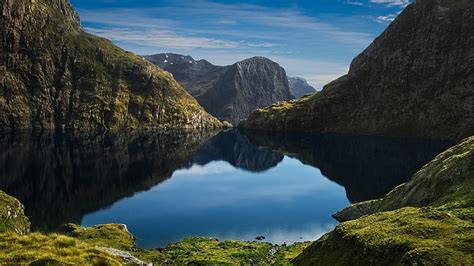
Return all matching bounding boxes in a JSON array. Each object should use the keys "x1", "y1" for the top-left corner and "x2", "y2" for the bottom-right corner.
[{"x1": 0, "y1": 129, "x2": 451, "y2": 248}]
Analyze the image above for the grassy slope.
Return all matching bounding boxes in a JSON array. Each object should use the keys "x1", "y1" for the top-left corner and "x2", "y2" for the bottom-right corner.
[{"x1": 293, "y1": 136, "x2": 474, "y2": 265}]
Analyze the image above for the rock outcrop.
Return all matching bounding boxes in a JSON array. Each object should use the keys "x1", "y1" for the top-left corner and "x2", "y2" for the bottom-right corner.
[
  {"x1": 293, "y1": 136, "x2": 474, "y2": 265},
  {"x1": 242, "y1": 0, "x2": 474, "y2": 140},
  {"x1": 0, "y1": 190, "x2": 30, "y2": 234},
  {"x1": 287, "y1": 77, "x2": 316, "y2": 98},
  {"x1": 146, "y1": 54, "x2": 293, "y2": 125},
  {"x1": 0, "y1": 0, "x2": 221, "y2": 131}
]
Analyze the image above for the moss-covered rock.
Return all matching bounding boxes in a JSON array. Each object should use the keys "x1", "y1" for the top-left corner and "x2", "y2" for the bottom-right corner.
[
  {"x1": 0, "y1": 0, "x2": 221, "y2": 131},
  {"x1": 335, "y1": 136, "x2": 474, "y2": 221},
  {"x1": 294, "y1": 206, "x2": 474, "y2": 265},
  {"x1": 0, "y1": 190, "x2": 30, "y2": 235},
  {"x1": 380, "y1": 136, "x2": 474, "y2": 211},
  {"x1": 293, "y1": 136, "x2": 474, "y2": 265}
]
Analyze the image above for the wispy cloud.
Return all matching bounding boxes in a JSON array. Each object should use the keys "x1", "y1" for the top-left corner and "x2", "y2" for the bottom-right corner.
[{"x1": 369, "y1": 0, "x2": 411, "y2": 7}]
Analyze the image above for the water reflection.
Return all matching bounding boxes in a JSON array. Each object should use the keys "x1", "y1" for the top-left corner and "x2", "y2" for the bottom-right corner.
[
  {"x1": 0, "y1": 129, "x2": 451, "y2": 247},
  {"x1": 241, "y1": 129, "x2": 452, "y2": 202}
]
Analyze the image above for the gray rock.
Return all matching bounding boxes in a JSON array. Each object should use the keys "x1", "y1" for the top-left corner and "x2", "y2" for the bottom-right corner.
[
  {"x1": 288, "y1": 77, "x2": 316, "y2": 98},
  {"x1": 100, "y1": 247, "x2": 152, "y2": 266},
  {"x1": 332, "y1": 199, "x2": 382, "y2": 222}
]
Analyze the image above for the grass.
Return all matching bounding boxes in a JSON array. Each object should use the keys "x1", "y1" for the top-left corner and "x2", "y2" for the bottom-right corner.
[
  {"x1": 273, "y1": 242, "x2": 312, "y2": 265},
  {"x1": 0, "y1": 232, "x2": 123, "y2": 265},
  {"x1": 60, "y1": 224, "x2": 309, "y2": 265}
]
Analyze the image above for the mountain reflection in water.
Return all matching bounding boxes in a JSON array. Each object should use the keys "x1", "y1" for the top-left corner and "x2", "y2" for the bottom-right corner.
[{"x1": 0, "y1": 129, "x2": 451, "y2": 247}]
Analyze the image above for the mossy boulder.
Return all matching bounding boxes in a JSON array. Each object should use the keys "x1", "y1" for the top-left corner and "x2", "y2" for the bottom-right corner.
[
  {"x1": 0, "y1": 190, "x2": 30, "y2": 235},
  {"x1": 294, "y1": 206, "x2": 474, "y2": 265},
  {"x1": 62, "y1": 223, "x2": 136, "y2": 251},
  {"x1": 294, "y1": 136, "x2": 474, "y2": 265}
]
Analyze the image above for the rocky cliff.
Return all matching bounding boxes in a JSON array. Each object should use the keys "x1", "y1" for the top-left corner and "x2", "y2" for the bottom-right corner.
[
  {"x1": 146, "y1": 54, "x2": 293, "y2": 125},
  {"x1": 0, "y1": 0, "x2": 221, "y2": 131},
  {"x1": 242, "y1": 0, "x2": 474, "y2": 140},
  {"x1": 288, "y1": 77, "x2": 316, "y2": 98}
]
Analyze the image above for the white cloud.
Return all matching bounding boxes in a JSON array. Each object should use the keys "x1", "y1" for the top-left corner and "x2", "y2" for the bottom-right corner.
[
  {"x1": 369, "y1": 0, "x2": 411, "y2": 7},
  {"x1": 345, "y1": 1, "x2": 364, "y2": 6},
  {"x1": 86, "y1": 27, "x2": 240, "y2": 49},
  {"x1": 376, "y1": 13, "x2": 398, "y2": 22}
]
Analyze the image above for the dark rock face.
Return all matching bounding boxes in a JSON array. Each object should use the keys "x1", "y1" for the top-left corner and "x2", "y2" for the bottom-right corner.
[
  {"x1": 288, "y1": 77, "x2": 316, "y2": 98},
  {"x1": 242, "y1": 0, "x2": 474, "y2": 141},
  {"x1": 0, "y1": 0, "x2": 220, "y2": 131},
  {"x1": 146, "y1": 54, "x2": 293, "y2": 125}
]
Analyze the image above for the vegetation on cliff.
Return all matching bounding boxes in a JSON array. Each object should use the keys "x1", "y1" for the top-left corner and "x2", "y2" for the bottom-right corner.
[
  {"x1": 0, "y1": 0, "x2": 221, "y2": 131},
  {"x1": 294, "y1": 136, "x2": 474, "y2": 265}
]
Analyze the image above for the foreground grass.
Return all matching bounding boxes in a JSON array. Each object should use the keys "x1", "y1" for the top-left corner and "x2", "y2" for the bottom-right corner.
[
  {"x1": 62, "y1": 223, "x2": 308, "y2": 265},
  {"x1": 0, "y1": 232, "x2": 122, "y2": 265}
]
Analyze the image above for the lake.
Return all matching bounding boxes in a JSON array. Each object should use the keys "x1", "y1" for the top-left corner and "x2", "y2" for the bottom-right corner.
[{"x1": 0, "y1": 129, "x2": 451, "y2": 248}]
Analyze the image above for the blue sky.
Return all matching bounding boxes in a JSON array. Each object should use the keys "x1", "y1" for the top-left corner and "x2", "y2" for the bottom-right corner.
[{"x1": 70, "y1": 0, "x2": 411, "y2": 88}]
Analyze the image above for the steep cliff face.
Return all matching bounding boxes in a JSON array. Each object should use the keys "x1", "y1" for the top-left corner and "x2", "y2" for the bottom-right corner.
[
  {"x1": 0, "y1": 0, "x2": 221, "y2": 131},
  {"x1": 288, "y1": 77, "x2": 316, "y2": 98},
  {"x1": 242, "y1": 0, "x2": 474, "y2": 140},
  {"x1": 146, "y1": 54, "x2": 293, "y2": 125}
]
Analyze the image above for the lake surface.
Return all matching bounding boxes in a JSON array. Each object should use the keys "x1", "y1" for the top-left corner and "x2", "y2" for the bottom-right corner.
[{"x1": 0, "y1": 129, "x2": 452, "y2": 248}]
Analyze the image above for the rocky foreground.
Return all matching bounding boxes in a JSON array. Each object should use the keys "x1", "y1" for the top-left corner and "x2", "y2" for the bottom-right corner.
[
  {"x1": 0, "y1": 0, "x2": 221, "y2": 131},
  {"x1": 241, "y1": 0, "x2": 474, "y2": 141},
  {"x1": 0, "y1": 136, "x2": 472, "y2": 265}
]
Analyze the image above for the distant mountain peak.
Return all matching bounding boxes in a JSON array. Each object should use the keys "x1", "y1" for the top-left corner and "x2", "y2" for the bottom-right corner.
[
  {"x1": 288, "y1": 77, "x2": 316, "y2": 98},
  {"x1": 145, "y1": 53, "x2": 293, "y2": 124}
]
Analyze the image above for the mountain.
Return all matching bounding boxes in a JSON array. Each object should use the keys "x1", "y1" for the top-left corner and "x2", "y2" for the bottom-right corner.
[
  {"x1": 146, "y1": 54, "x2": 294, "y2": 125},
  {"x1": 0, "y1": 0, "x2": 221, "y2": 131},
  {"x1": 288, "y1": 77, "x2": 316, "y2": 98},
  {"x1": 242, "y1": 0, "x2": 474, "y2": 141}
]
